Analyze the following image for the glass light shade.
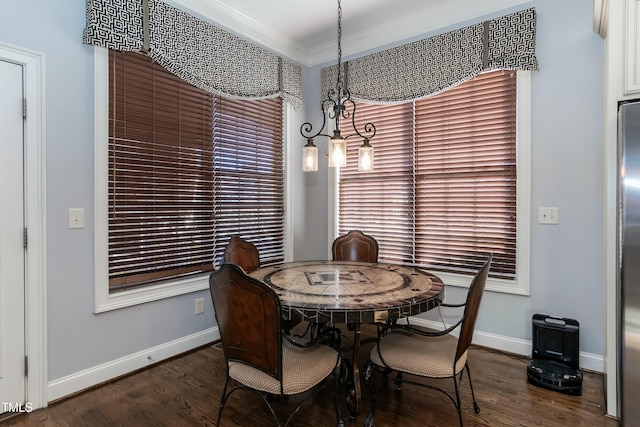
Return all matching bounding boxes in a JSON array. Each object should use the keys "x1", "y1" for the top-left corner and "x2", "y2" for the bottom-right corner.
[
  {"x1": 302, "y1": 140, "x2": 318, "y2": 172},
  {"x1": 329, "y1": 135, "x2": 347, "y2": 168},
  {"x1": 358, "y1": 141, "x2": 374, "y2": 172}
]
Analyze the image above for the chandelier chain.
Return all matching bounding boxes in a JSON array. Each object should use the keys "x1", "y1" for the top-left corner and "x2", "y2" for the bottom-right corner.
[{"x1": 336, "y1": 0, "x2": 343, "y2": 95}]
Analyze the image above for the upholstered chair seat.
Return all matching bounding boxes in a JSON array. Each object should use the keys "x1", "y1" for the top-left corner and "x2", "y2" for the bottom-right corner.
[
  {"x1": 229, "y1": 338, "x2": 340, "y2": 395},
  {"x1": 370, "y1": 329, "x2": 467, "y2": 378}
]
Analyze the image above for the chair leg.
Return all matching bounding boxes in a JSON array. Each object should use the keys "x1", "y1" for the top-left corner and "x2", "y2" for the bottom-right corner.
[
  {"x1": 253, "y1": 393, "x2": 284, "y2": 427},
  {"x1": 465, "y1": 364, "x2": 480, "y2": 414},
  {"x1": 216, "y1": 376, "x2": 230, "y2": 426},
  {"x1": 394, "y1": 372, "x2": 403, "y2": 390},
  {"x1": 452, "y1": 374, "x2": 464, "y2": 427}
]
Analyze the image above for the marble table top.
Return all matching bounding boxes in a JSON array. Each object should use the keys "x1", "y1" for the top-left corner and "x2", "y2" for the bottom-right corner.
[{"x1": 249, "y1": 260, "x2": 445, "y2": 324}]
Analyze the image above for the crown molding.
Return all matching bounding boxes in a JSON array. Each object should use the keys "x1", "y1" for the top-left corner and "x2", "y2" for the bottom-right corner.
[
  {"x1": 167, "y1": 0, "x2": 311, "y2": 64},
  {"x1": 308, "y1": 0, "x2": 532, "y2": 66},
  {"x1": 168, "y1": 0, "x2": 532, "y2": 67}
]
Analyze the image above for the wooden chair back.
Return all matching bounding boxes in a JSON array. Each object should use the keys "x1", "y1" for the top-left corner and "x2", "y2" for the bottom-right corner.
[
  {"x1": 455, "y1": 254, "x2": 492, "y2": 363},
  {"x1": 209, "y1": 263, "x2": 282, "y2": 379},
  {"x1": 223, "y1": 235, "x2": 260, "y2": 273},
  {"x1": 332, "y1": 230, "x2": 379, "y2": 263}
]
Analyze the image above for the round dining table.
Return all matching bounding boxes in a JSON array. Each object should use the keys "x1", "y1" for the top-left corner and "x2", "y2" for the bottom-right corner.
[{"x1": 248, "y1": 260, "x2": 445, "y2": 418}]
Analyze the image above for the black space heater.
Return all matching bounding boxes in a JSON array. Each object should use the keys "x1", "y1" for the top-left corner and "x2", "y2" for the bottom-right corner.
[{"x1": 526, "y1": 313, "x2": 583, "y2": 396}]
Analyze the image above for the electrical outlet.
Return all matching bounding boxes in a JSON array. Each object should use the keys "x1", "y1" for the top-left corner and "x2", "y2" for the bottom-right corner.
[
  {"x1": 538, "y1": 207, "x2": 559, "y2": 224},
  {"x1": 195, "y1": 298, "x2": 205, "y2": 315}
]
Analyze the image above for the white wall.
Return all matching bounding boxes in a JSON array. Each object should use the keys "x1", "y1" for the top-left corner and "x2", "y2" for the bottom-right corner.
[
  {"x1": 294, "y1": 63, "x2": 332, "y2": 261},
  {"x1": 297, "y1": 0, "x2": 607, "y2": 361}
]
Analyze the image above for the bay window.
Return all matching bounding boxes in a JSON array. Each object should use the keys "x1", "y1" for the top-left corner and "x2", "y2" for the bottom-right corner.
[{"x1": 338, "y1": 70, "x2": 530, "y2": 293}]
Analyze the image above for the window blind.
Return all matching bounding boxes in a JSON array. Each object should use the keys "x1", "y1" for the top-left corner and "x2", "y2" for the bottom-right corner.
[
  {"x1": 340, "y1": 102, "x2": 415, "y2": 261},
  {"x1": 340, "y1": 70, "x2": 517, "y2": 279},
  {"x1": 109, "y1": 50, "x2": 215, "y2": 290},
  {"x1": 415, "y1": 70, "x2": 517, "y2": 276},
  {"x1": 212, "y1": 97, "x2": 285, "y2": 265},
  {"x1": 109, "y1": 50, "x2": 284, "y2": 291}
]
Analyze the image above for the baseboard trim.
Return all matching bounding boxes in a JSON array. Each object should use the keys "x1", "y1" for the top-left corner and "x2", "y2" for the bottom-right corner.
[
  {"x1": 405, "y1": 318, "x2": 604, "y2": 373},
  {"x1": 47, "y1": 317, "x2": 605, "y2": 403},
  {"x1": 47, "y1": 327, "x2": 220, "y2": 403}
]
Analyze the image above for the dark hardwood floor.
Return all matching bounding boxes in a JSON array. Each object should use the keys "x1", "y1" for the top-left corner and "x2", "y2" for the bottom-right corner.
[{"x1": 1, "y1": 325, "x2": 619, "y2": 426}]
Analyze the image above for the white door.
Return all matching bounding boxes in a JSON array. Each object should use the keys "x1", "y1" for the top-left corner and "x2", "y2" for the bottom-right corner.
[{"x1": 0, "y1": 59, "x2": 27, "y2": 412}]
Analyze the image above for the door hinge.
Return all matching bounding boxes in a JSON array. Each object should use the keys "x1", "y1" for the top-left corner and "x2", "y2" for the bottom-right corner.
[
  {"x1": 25, "y1": 356, "x2": 28, "y2": 377},
  {"x1": 23, "y1": 98, "x2": 27, "y2": 118},
  {"x1": 23, "y1": 228, "x2": 28, "y2": 249}
]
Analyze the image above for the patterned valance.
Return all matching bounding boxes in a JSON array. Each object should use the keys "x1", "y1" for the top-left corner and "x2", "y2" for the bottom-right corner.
[
  {"x1": 321, "y1": 8, "x2": 538, "y2": 104},
  {"x1": 83, "y1": 0, "x2": 303, "y2": 110}
]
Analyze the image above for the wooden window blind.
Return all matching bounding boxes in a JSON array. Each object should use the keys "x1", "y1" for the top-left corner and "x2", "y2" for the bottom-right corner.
[
  {"x1": 212, "y1": 96, "x2": 285, "y2": 265},
  {"x1": 109, "y1": 50, "x2": 284, "y2": 291},
  {"x1": 340, "y1": 70, "x2": 517, "y2": 279},
  {"x1": 340, "y1": 102, "x2": 416, "y2": 261}
]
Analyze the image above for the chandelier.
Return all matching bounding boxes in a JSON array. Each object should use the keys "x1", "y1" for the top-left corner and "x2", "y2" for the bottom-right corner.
[{"x1": 300, "y1": 0, "x2": 377, "y2": 172}]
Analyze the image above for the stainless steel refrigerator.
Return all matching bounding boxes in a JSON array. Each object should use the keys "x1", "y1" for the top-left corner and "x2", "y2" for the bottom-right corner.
[{"x1": 618, "y1": 101, "x2": 640, "y2": 425}]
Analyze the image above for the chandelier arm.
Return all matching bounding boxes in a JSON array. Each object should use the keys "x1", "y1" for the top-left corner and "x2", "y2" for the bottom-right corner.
[
  {"x1": 341, "y1": 98, "x2": 377, "y2": 140},
  {"x1": 300, "y1": 121, "x2": 330, "y2": 140},
  {"x1": 300, "y1": 97, "x2": 341, "y2": 139},
  {"x1": 325, "y1": 98, "x2": 339, "y2": 120}
]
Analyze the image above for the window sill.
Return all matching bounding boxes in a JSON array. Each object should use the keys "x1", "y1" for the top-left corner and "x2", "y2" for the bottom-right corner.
[
  {"x1": 435, "y1": 270, "x2": 529, "y2": 295},
  {"x1": 95, "y1": 273, "x2": 209, "y2": 313}
]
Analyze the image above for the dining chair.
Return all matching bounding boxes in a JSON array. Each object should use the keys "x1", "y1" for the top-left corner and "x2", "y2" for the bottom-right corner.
[
  {"x1": 223, "y1": 234, "x2": 261, "y2": 272},
  {"x1": 209, "y1": 263, "x2": 345, "y2": 427},
  {"x1": 363, "y1": 254, "x2": 493, "y2": 427},
  {"x1": 223, "y1": 235, "x2": 303, "y2": 335},
  {"x1": 330, "y1": 230, "x2": 379, "y2": 416},
  {"x1": 332, "y1": 230, "x2": 379, "y2": 263}
]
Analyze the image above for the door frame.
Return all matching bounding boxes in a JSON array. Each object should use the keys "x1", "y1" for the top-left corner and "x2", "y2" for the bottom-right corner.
[{"x1": 0, "y1": 41, "x2": 47, "y2": 410}]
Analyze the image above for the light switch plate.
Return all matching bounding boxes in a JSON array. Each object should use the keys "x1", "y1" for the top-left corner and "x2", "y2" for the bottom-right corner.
[
  {"x1": 69, "y1": 208, "x2": 85, "y2": 229},
  {"x1": 538, "y1": 207, "x2": 558, "y2": 224}
]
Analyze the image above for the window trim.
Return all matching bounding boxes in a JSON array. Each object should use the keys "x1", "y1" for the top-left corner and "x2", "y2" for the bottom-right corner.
[
  {"x1": 330, "y1": 71, "x2": 531, "y2": 295},
  {"x1": 93, "y1": 47, "x2": 292, "y2": 312},
  {"x1": 284, "y1": 103, "x2": 295, "y2": 262}
]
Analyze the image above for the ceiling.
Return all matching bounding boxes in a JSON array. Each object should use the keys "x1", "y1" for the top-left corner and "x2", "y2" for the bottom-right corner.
[{"x1": 171, "y1": 0, "x2": 531, "y2": 66}]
